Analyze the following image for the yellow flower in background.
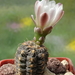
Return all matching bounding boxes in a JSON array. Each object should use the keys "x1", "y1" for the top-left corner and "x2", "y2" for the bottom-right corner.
[
  {"x1": 66, "y1": 40, "x2": 75, "y2": 51},
  {"x1": 20, "y1": 17, "x2": 33, "y2": 27}
]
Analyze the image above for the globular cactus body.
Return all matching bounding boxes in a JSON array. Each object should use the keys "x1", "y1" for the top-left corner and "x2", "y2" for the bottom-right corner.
[{"x1": 15, "y1": 41, "x2": 48, "y2": 75}]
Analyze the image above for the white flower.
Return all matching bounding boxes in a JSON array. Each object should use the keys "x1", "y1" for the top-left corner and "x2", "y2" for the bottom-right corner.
[{"x1": 31, "y1": 0, "x2": 64, "y2": 32}]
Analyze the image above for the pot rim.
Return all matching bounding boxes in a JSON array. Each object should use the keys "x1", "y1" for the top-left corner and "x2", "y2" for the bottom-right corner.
[{"x1": 0, "y1": 59, "x2": 14, "y2": 66}]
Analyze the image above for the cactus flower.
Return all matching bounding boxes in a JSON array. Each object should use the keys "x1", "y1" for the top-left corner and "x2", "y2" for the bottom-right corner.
[
  {"x1": 31, "y1": 0, "x2": 64, "y2": 32},
  {"x1": 31, "y1": 0, "x2": 64, "y2": 45}
]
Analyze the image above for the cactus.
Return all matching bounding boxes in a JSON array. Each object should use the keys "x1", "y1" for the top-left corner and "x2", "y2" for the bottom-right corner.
[
  {"x1": 15, "y1": 41, "x2": 48, "y2": 75},
  {"x1": 15, "y1": 0, "x2": 64, "y2": 75}
]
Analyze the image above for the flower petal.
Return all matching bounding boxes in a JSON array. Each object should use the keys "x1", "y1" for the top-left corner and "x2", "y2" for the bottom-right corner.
[
  {"x1": 48, "y1": 3, "x2": 63, "y2": 26},
  {"x1": 35, "y1": 5, "x2": 42, "y2": 26},
  {"x1": 52, "y1": 11, "x2": 64, "y2": 27},
  {"x1": 54, "y1": 3, "x2": 63, "y2": 18},
  {"x1": 45, "y1": 8, "x2": 55, "y2": 28},
  {"x1": 35, "y1": 0, "x2": 39, "y2": 16},
  {"x1": 40, "y1": 13, "x2": 48, "y2": 29},
  {"x1": 43, "y1": 26, "x2": 53, "y2": 35}
]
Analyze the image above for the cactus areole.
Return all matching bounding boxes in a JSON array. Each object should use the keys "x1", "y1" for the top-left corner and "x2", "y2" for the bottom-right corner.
[{"x1": 15, "y1": 0, "x2": 64, "y2": 75}]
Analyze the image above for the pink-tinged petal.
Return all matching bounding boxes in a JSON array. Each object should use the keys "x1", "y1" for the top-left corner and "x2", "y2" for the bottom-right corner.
[
  {"x1": 35, "y1": 2, "x2": 42, "y2": 26},
  {"x1": 49, "y1": 4, "x2": 63, "y2": 26},
  {"x1": 49, "y1": 8, "x2": 56, "y2": 22},
  {"x1": 35, "y1": 5, "x2": 42, "y2": 26},
  {"x1": 35, "y1": 0, "x2": 39, "y2": 5},
  {"x1": 57, "y1": 3, "x2": 62, "y2": 7},
  {"x1": 52, "y1": 11, "x2": 64, "y2": 27},
  {"x1": 43, "y1": 26, "x2": 53, "y2": 35},
  {"x1": 35, "y1": 1, "x2": 39, "y2": 16},
  {"x1": 43, "y1": 8, "x2": 55, "y2": 30},
  {"x1": 35, "y1": 1, "x2": 39, "y2": 8},
  {"x1": 55, "y1": 3, "x2": 63, "y2": 9},
  {"x1": 54, "y1": 4, "x2": 63, "y2": 17},
  {"x1": 40, "y1": 13, "x2": 48, "y2": 29},
  {"x1": 37, "y1": 5, "x2": 42, "y2": 18},
  {"x1": 45, "y1": 8, "x2": 55, "y2": 27},
  {"x1": 58, "y1": 3, "x2": 63, "y2": 11}
]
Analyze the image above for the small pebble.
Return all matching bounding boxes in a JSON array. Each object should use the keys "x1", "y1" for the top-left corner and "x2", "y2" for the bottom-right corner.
[
  {"x1": 61, "y1": 60, "x2": 69, "y2": 70},
  {"x1": 61, "y1": 60, "x2": 68, "y2": 66}
]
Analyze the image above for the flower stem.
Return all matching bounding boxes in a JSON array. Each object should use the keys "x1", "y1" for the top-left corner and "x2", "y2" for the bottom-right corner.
[{"x1": 34, "y1": 31, "x2": 46, "y2": 45}]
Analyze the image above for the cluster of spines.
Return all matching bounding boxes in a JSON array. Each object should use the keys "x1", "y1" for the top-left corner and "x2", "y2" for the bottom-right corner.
[
  {"x1": 15, "y1": 41, "x2": 48, "y2": 75},
  {"x1": 36, "y1": 47, "x2": 48, "y2": 75}
]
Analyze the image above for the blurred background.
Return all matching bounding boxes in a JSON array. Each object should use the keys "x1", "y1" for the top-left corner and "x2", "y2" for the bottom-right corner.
[{"x1": 0, "y1": 0, "x2": 75, "y2": 66}]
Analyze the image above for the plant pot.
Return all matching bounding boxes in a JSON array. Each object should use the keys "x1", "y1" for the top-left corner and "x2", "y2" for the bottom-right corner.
[
  {"x1": 0, "y1": 57, "x2": 75, "y2": 75},
  {"x1": 0, "y1": 59, "x2": 14, "y2": 67}
]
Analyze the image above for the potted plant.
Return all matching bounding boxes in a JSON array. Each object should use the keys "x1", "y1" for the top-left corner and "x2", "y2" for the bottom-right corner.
[{"x1": 0, "y1": 0, "x2": 75, "y2": 75}]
